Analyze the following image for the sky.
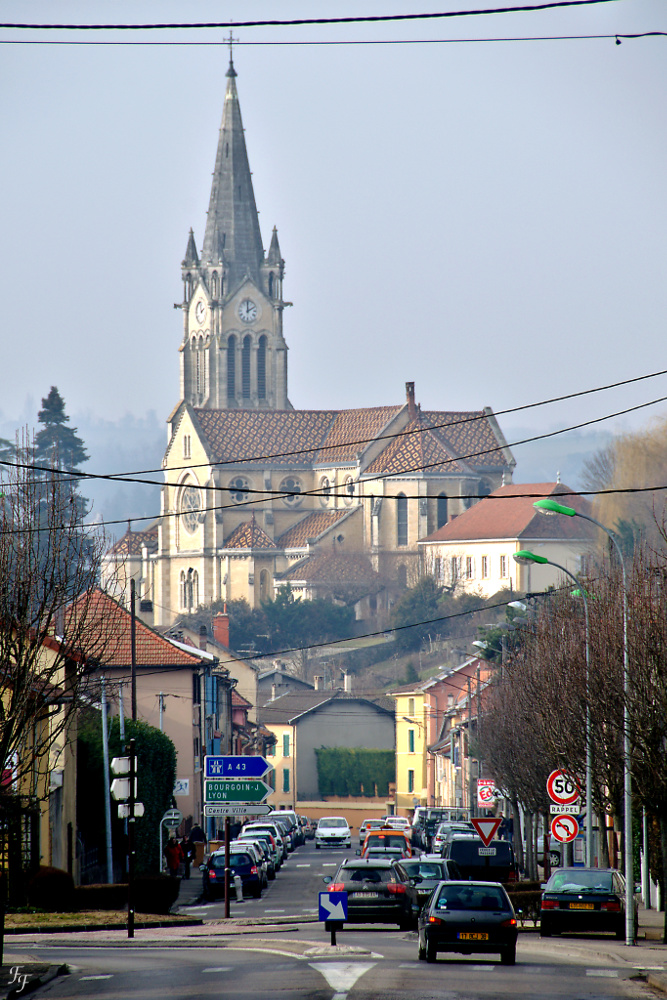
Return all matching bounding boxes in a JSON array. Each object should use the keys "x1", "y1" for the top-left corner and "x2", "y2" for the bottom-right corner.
[{"x1": 1, "y1": 0, "x2": 667, "y2": 488}]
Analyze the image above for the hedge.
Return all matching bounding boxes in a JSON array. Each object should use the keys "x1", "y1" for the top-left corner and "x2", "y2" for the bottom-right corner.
[{"x1": 315, "y1": 748, "x2": 395, "y2": 798}]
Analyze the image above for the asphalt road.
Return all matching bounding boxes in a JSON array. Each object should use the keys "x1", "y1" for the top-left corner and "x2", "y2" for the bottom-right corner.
[{"x1": 6, "y1": 841, "x2": 665, "y2": 1000}]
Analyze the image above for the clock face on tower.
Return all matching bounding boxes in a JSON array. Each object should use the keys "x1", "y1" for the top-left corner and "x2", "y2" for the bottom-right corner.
[
  {"x1": 195, "y1": 300, "x2": 206, "y2": 325},
  {"x1": 238, "y1": 298, "x2": 258, "y2": 324}
]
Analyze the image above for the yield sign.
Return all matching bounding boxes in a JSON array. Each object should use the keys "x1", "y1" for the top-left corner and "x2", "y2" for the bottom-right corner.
[{"x1": 471, "y1": 816, "x2": 502, "y2": 847}]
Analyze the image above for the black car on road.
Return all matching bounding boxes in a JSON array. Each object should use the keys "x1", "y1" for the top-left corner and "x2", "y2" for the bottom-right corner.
[
  {"x1": 322, "y1": 857, "x2": 413, "y2": 930},
  {"x1": 417, "y1": 880, "x2": 518, "y2": 964},
  {"x1": 201, "y1": 848, "x2": 263, "y2": 900}
]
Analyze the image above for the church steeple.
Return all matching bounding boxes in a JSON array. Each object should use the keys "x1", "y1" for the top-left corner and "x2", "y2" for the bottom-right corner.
[
  {"x1": 179, "y1": 55, "x2": 291, "y2": 413},
  {"x1": 201, "y1": 58, "x2": 264, "y2": 291}
]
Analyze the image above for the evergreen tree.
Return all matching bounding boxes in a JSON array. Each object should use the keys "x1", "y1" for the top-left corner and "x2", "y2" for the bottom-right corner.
[{"x1": 34, "y1": 386, "x2": 89, "y2": 470}]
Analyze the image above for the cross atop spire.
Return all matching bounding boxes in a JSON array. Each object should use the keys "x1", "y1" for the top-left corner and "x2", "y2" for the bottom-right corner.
[{"x1": 226, "y1": 31, "x2": 239, "y2": 77}]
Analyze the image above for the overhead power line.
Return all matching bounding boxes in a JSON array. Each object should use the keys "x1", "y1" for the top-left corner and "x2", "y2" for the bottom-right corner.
[
  {"x1": 3, "y1": 32, "x2": 664, "y2": 47},
  {"x1": 0, "y1": 2, "x2": 625, "y2": 32}
]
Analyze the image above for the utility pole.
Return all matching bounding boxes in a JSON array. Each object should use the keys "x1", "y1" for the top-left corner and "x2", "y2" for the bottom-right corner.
[
  {"x1": 158, "y1": 692, "x2": 165, "y2": 731},
  {"x1": 100, "y1": 676, "x2": 114, "y2": 883},
  {"x1": 118, "y1": 681, "x2": 126, "y2": 740},
  {"x1": 130, "y1": 578, "x2": 137, "y2": 721},
  {"x1": 468, "y1": 676, "x2": 475, "y2": 819},
  {"x1": 127, "y1": 738, "x2": 137, "y2": 939}
]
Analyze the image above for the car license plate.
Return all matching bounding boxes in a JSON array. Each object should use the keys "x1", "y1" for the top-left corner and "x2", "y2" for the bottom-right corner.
[
  {"x1": 569, "y1": 902, "x2": 594, "y2": 910},
  {"x1": 457, "y1": 932, "x2": 488, "y2": 941},
  {"x1": 352, "y1": 891, "x2": 378, "y2": 898}
]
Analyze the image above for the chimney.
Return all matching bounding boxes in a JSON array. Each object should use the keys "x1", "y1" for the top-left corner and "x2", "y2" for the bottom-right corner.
[
  {"x1": 199, "y1": 624, "x2": 208, "y2": 651},
  {"x1": 343, "y1": 672, "x2": 352, "y2": 694},
  {"x1": 405, "y1": 381, "x2": 417, "y2": 420},
  {"x1": 271, "y1": 683, "x2": 277, "y2": 700},
  {"x1": 313, "y1": 675, "x2": 323, "y2": 691},
  {"x1": 213, "y1": 611, "x2": 230, "y2": 648}
]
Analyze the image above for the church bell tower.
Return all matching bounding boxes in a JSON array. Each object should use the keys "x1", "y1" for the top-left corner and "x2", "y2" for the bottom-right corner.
[{"x1": 178, "y1": 57, "x2": 291, "y2": 411}]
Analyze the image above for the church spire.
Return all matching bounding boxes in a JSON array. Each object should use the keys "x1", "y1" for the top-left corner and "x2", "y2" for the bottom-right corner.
[{"x1": 201, "y1": 57, "x2": 264, "y2": 290}]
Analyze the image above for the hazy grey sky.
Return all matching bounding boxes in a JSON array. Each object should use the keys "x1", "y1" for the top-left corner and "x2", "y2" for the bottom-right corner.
[{"x1": 2, "y1": 0, "x2": 666, "y2": 459}]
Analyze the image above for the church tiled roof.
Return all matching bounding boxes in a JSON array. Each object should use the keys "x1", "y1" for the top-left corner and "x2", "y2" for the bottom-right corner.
[
  {"x1": 108, "y1": 522, "x2": 159, "y2": 557},
  {"x1": 276, "y1": 509, "x2": 351, "y2": 549},
  {"x1": 317, "y1": 406, "x2": 402, "y2": 463},
  {"x1": 364, "y1": 409, "x2": 511, "y2": 478},
  {"x1": 422, "y1": 410, "x2": 511, "y2": 469},
  {"x1": 223, "y1": 516, "x2": 276, "y2": 550},
  {"x1": 194, "y1": 409, "x2": 337, "y2": 467},
  {"x1": 363, "y1": 416, "x2": 471, "y2": 477}
]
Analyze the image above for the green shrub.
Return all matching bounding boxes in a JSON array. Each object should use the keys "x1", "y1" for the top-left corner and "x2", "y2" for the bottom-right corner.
[
  {"x1": 135, "y1": 875, "x2": 180, "y2": 914},
  {"x1": 27, "y1": 867, "x2": 75, "y2": 911},
  {"x1": 73, "y1": 883, "x2": 128, "y2": 911},
  {"x1": 315, "y1": 748, "x2": 395, "y2": 798}
]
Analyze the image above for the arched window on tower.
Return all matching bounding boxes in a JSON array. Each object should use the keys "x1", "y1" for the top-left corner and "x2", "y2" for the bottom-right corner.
[
  {"x1": 242, "y1": 335, "x2": 251, "y2": 398},
  {"x1": 268, "y1": 272, "x2": 274, "y2": 298},
  {"x1": 397, "y1": 493, "x2": 408, "y2": 547},
  {"x1": 437, "y1": 493, "x2": 448, "y2": 529},
  {"x1": 257, "y1": 335, "x2": 267, "y2": 400},
  {"x1": 211, "y1": 272, "x2": 219, "y2": 298},
  {"x1": 260, "y1": 569, "x2": 270, "y2": 601},
  {"x1": 179, "y1": 571, "x2": 186, "y2": 609},
  {"x1": 227, "y1": 334, "x2": 236, "y2": 400},
  {"x1": 196, "y1": 338, "x2": 204, "y2": 398}
]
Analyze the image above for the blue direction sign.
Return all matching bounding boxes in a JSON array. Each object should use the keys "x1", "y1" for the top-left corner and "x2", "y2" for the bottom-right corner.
[
  {"x1": 204, "y1": 755, "x2": 272, "y2": 780},
  {"x1": 319, "y1": 891, "x2": 348, "y2": 922}
]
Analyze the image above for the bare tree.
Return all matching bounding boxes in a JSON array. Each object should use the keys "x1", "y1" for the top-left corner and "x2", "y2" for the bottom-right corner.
[{"x1": 0, "y1": 444, "x2": 107, "y2": 794}]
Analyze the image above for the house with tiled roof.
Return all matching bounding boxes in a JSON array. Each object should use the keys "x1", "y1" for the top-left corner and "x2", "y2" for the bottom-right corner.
[
  {"x1": 418, "y1": 483, "x2": 595, "y2": 597},
  {"x1": 101, "y1": 57, "x2": 515, "y2": 625},
  {"x1": 80, "y1": 589, "x2": 238, "y2": 834}
]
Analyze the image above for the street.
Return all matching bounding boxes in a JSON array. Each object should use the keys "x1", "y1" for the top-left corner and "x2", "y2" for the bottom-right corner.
[{"x1": 5, "y1": 842, "x2": 665, "y2": 1000}]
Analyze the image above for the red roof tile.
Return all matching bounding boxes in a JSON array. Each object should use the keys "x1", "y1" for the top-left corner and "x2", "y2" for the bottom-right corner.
[
  {"x1": 419, "y1": 484, "x2": 594, "y2": 543},
  {"x1": 74, "y1": 589, "x2": 205, "y2": 668}
]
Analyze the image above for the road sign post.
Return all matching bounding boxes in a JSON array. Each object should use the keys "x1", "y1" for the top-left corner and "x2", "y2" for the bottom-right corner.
[{"x1": 319, "y1": 891, "x2": 348, "y2": 947}]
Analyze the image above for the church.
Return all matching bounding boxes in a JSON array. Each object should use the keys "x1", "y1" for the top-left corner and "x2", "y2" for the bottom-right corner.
[{"x1": 103, "y1": 57, "x2": 515, "y2": 627}]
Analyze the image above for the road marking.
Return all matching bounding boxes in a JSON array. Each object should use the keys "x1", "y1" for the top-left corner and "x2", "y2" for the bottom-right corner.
[
  {"x1": 296, "y1": 863, "x2": 311, "y2": 867},
  {"x1": 586, "y1": 969, "x2": 619, "y2": 977},
  {"x1": 202, "y1": 968, "x2": 233, "y2": 973},
  {"x1": 309, "y1": 962, "x2": 376, "y2": 994},
  {"x1": 322, "y1": 863, "x2": 337, "y2": 867},
  {"x1": 80, "y1": 975, "x2": 113, "y2": 981},
  {"x1": 264, "y1": 908, "x2": 286, "y2": 912}
]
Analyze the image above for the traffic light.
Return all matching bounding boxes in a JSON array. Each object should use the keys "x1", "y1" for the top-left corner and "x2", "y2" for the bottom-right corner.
[{"x1": 110, "y1": 754, "x2": 143, "y2": 819}]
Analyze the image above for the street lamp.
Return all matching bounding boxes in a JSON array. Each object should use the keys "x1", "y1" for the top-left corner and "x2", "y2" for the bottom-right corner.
[
  {"x1": 513, "y1": 549, "x2": 593, "y2": 869},
  {"x1": 533, "y1": 497, "x2": 633, "y2": 946}
]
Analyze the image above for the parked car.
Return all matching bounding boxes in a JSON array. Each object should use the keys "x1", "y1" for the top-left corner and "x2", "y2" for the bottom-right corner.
[
  {"x1": 361, "y1": 829, "x2": 413, "y2": 858},
  {"x1": 236, "y1": 830, "x2": 280, "y2": 875},
  {"x1": 441, "y1": 835, "x2": 518, "y2": 883},
  {"x1": 234, "y1": 836, "x2": 275, "y2": 880},
  {"x1": 230, "y1": 841, "x2": 268, "y2": 889},
  {"x1": 269, "y1": 809, "x2": 304, "y2": 847},
  {"x1": 418, "y1": 880, "x2": 518, "y2": 964},
  {"x1": 422, "y1": 808, "x2": 471, "y2": 851},
  {"x1": 304, "y1": 817, "x2": 317, "y2": 841},
  {"x1": 540, "y1": 867, "x2": 637, "y2": 940},
  {"x1": 201, "y1": 848, "x2": 263, "y2": 900},
  {"x1": 315, "y1": 816, "x2": 352, "y2": 849},
  {"x1": 322, "y1": 857, "x2": 413, "y2": 930},
  {"x1": 392, "y1": 856, "x2": 462, "y2": 924},
  {"x1": 241, "y1": 822, "x2": 288, "y2": 862}
]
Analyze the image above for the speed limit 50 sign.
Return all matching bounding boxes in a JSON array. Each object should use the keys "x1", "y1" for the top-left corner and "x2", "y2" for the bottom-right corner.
[{"x1": 546, "y1": 769, "x2": 580, "y2": 806}]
